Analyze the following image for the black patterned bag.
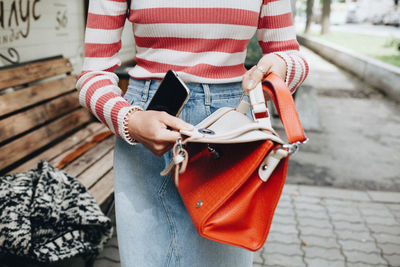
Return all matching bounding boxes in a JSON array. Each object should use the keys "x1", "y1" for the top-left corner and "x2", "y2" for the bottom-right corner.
[{"x1": 0, "y1": 161, "x2": 112, "y2": 262}]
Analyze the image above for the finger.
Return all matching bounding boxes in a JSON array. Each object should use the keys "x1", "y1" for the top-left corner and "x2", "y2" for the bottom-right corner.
[
  {"x1": 140, "y1": 136, "x2": 173, "y2": 156},
  {"x1": 248, "y1": 64, "x2": 272, "y2": 91},
  {"x1": 269, "y1": 64, "x2": 286, "y2": 81},
  {"x1": 161, "y1": 112, "x2": 194, "y2": 131},
  {"x1": 152, "y1": 142, "x2": 172, "y2": 156},
  {"x1": 156, "y1": 127, "x2": 182, "y2": 143},
  {"x1": 242, "y1": 66, "x2": 257, "y2": 94},
  {"x1": 159, "y1": 143, "x2": 174, "y2": 156},
  {"x1": 142, "y1": 142, "x2": 169, "y2": 157}
]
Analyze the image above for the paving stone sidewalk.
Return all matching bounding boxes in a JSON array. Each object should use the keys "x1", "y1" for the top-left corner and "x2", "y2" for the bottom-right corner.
[
  {"x1": 93, "y1": 184, "x2": 400, "y2": 267},
  {"x1": 254, "y1": 185, "x2": 400, "y2": 267}
]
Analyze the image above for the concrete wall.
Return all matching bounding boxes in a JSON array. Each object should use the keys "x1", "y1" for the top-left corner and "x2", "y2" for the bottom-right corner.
[{"x1": 298, "y1": 34, "x2": 400, "y2": 102}]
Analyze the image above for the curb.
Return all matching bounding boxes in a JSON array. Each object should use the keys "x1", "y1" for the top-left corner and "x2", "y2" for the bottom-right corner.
[
  {"x1": 284, "y1": 184, "x2": 400, "y2": 204},
  {"x1": 297, "y1": 34, "x2": 400, "y2": 102}
]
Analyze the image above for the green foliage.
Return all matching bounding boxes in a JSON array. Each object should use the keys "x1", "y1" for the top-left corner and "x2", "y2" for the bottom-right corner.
[
  {"x1": 384, "y1": 37, "x2": 400, "y2": 51},
  {"x1": 376, "y1": 55, "x2": 400, "y2": 66},
  {"x1": 245, "y1": 34, "x2": 263, "y2": 69}
]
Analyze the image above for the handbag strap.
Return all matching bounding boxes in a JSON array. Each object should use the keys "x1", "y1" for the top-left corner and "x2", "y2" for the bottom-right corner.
[
  {"x1": 261, "y1": 73, "x2": 307, "y2": 145},
  {"x1": 247, "y1": 82, "x2": 272, "y2": 129}
]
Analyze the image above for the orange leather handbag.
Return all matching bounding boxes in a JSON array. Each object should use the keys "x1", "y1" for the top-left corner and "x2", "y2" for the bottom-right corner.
[{"x1": 161, "y1": 73, "x2": 307, "y2": 251}]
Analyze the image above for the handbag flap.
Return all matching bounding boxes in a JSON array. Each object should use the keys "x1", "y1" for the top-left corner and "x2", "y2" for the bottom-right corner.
[
  {"x1": 177, "y1": 140, "x2": 274, "y2": 230},
  {"x1": 180, "y1": 109, "x2": 284, "y2": 144}
]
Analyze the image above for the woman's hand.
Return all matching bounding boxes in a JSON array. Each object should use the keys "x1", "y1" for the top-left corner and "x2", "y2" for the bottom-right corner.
[
  {"x1": 127, "y1": 110, "x2": 194, "y2": 156},
  {"x1": 242, "y1": 53, "x2": 287, "y2": 95}
]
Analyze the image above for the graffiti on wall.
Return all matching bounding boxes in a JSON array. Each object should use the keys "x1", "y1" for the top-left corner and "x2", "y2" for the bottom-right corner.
[
  {"x1": 0, "y1": 0, "x2": 41, "y2": 44},
  {"x1": 54, "y1": 3, "x2": 68, "y2": 36},
  {"x1": 0, "y1": 0, "x2": 42, "y2": 65},
  {"x1": 0, "y1": 48, "x2": 20, "y2": 64},
  {"x1": 0, "y1": 0, "x2": 71, "y2": 65}
]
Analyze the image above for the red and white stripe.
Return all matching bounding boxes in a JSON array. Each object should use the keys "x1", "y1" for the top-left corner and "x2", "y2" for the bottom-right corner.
[{"x1": 77, "y1": 0, "x2": 309, "y2": 144}]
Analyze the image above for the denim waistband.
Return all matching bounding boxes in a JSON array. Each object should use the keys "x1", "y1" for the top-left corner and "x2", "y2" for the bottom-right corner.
[{"x1": 127, "y1": 78, "x2": 244, "y2": 103}]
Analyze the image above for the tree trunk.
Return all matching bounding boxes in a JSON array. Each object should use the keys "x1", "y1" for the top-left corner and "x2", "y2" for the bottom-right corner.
[
  {"x1": 305, "y1": 0, "x2": 314, "y2": 34},
  {"x1": 321, "y1": 0, "x2": 331, "y2": 35}
]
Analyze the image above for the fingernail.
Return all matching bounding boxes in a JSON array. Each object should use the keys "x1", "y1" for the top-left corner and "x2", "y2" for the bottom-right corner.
[{"x1": 246, "y1": 80, "x2": 255, "y2": 90}]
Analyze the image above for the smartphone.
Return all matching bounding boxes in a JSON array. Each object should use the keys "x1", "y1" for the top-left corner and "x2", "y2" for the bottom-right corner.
[{"x1": 146, "y1": 70, "x2": 190, "y2": 117}]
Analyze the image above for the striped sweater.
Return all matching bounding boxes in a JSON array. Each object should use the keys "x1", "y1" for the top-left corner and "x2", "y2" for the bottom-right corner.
[{"x1": 76, "y1": 0, "x2": 309, "y2": 144}]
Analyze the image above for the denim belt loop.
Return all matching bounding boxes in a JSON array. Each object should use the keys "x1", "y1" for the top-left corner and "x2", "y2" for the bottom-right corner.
[
  {"x1": 201, "y1": 84, "x2": 212, "y2": 116},
  {"x1": 141, "y1": 80, "x2": 151, "y2": 103}
]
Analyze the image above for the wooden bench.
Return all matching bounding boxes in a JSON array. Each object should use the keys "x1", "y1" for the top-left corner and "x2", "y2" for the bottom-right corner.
[{"x1": 0, "y1": 56, "x2": 116, "y2": 211}]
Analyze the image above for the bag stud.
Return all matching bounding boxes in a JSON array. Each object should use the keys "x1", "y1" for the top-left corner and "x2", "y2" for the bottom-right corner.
[
  {"x1": 207, "y1": 145, "x2": 222, "y2": 159},
  {"x1": 198, "y1": 128, "x2": 215, "y2": 135},
  {"x1": 196, "y1": 200, "x2": 203, "y2": 208},
  {"x1": 262, "y1": 164, "x2": 268, "y2": 170}
]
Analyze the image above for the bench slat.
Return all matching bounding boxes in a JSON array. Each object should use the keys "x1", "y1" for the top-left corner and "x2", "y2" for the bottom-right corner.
[
  {"x1": 9, "y1": 122, "x2": 105, "y2": 174},
  {"x1": 0, "y1": 75, "x2": 77, "y2": 117},
  {"x1": 0, "y1": 58, "x2": 73, "y2": 90},
  {"x1": 0, "y1": 92, "x2": 80, "y2": 144},
  {"x1": 61, "y1": 136, "x2": 115, "y2": 177},
  {"x1": 0, "y1": 109, "x2": 91, "y2": 172},
  {"x1": 78, "y1": 150, "x2": 114, "y2": 189},
  {"x1": 90, "y1": 170, "x2": 114, "y2": 206},
  {"x1": 55, "y1": 131, "x2": 112, "y2": 169},
  {"x1": 48, "y1": 125, "x2": 109, "y2": 168}
]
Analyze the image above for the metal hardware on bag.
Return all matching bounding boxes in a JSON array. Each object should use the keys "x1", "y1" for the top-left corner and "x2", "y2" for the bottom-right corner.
[
  {"x1": 262, "y1": 164, "x2": 268, "y2": 171},
  {"x1": 258, "y1": 148, "x2": 289, "y2": 182},
  {"x1": 282, "y1": 138, "x2": 309, "y2": 155},
  {"x1": 173, "y1": 138, "x2": 186, "y2": 169},
  {"x1": 196, "y1": 200, "x2": 203, "y2": 208},
  {"x1": 177, "y1": 137, "x2": 182, "y2": 147},
  {"x1": 207, "y1": 145, "x2": 222, "y2": 159},
  {"x1": 174, "y1": 138, "x2": 184, "y2": 153},
  {"x1": 198, "y1": 128, "x2": 215, "y2": 135},
  {"x1": 173, "y1": 154, "x2": 185, "y2": 165},
  {"x1": 176, "y1": 139, "x2": 188, "y2": 162}
]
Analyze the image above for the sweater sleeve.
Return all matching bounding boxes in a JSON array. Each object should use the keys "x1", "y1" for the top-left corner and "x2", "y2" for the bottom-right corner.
[
  {"x1": 76, "y1": 0, "x2": 138, "y2": 144},
  {"x1": 257, "y1": 0, "x2": 309, "y2": 93}
]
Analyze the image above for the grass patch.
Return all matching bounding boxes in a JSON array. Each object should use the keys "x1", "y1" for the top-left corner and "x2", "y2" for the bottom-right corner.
[{"x1": 309, "y1": 31, "x2": 400, "y2": 67}]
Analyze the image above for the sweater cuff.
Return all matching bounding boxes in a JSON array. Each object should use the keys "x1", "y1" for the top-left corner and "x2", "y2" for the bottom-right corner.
[{"x1": 273, "y1": 51, "x2": 294, "y2": 92}]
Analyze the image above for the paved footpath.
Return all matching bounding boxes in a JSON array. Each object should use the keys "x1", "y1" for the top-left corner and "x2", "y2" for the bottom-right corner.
[
  {"x1": 93, "y1": 184, "x2": 400, "y2": 267},
  {"x1": 254, "y1": 185, "x2": 400, "y2": 267},
  {"x1": 285, "y1": 46, "x2": 400, "y2": 191}
]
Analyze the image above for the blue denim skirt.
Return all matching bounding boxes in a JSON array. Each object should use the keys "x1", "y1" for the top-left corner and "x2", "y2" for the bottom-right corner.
[{"x1": 113, "y1": 78, "x2": 253, "y2": 267}]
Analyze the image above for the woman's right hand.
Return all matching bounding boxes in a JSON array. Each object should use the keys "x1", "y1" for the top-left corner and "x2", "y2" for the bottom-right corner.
[{"x1": 127, "y1": 110, "x2": 194, "y2": 156}]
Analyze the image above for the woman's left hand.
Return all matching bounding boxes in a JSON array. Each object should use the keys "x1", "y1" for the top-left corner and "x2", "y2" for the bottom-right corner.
[{"x1": 242, "y1": 53, "x2": 287, "y2": 94}]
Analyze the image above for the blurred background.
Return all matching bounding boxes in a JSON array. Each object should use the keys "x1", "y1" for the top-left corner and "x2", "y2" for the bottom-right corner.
[{"x1": 246, "y1": 0, "x2": 400, "y2": 67}]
